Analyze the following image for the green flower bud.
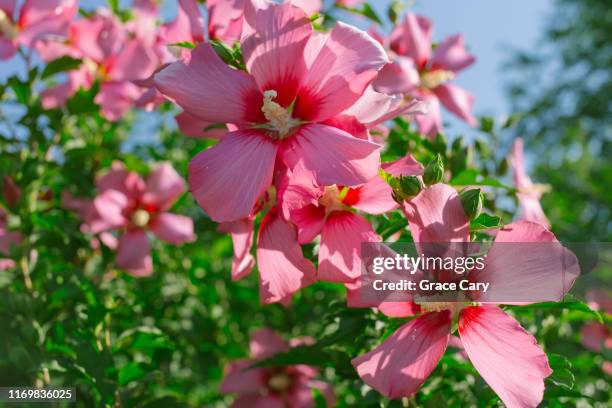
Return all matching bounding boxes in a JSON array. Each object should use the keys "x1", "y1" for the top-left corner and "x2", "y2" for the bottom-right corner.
[
  {"x1": 423, "y1": 154, "x2": 444, "y2": 186},
  {"x1": 460, "y1": 188, "x2": 484, "y2": 220},
  {"x1": 389, "y1": 175, "x2": 423, "y2": 203}
]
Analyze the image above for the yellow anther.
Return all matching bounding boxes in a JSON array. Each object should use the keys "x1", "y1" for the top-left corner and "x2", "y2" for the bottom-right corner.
[
  {"x1": 420, "y1": 69, "x2": 455, "y2": 89},
  {"x1": 131, "y1": 209, "x2": 150, "y2": 228},
  {"x1": 0, "y1": 10, "x2": 18, "y2": 40},
  {"x1": 261, "y1": 90, "x2": 296, "y2": 138}
]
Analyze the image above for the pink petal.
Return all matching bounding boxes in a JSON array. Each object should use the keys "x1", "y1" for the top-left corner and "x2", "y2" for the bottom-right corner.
[
  {"x1": 175, "y1": 111, "x2": 227, "y2": 139},
  {"x1": 434, "y1": 83, "x2": 476, "y2": 126},
  {"x1": 207, "y1": 0, "x2": 245, "y2": 44},
  {"x1": 295, "y1": 22, "x2": 389, "y2": 121},
  {"x1": 89, "y1": 189, "x2": 129, "y2": 234},
  {"x1": 0, "y1": 38, "x2": 17, "y2": 60},
  {"x1": 281, "y1": 123, "x2": 380, "y2": 187},
  {"x1": 250, "y1": 328, "x2": 288, "y2": 359},
  {"x1": 116, "y1": 229, "x2": 153, "y2": 277},
  {"x1": 219, "y1": 359, "x2": 267, "y2": 394},
  {"x1": 390, "y1": 13, "x2": 432, "y2": 69},
  {"x1": 290, "y1": 0, "x2": 322, "y2": 15},
  {"x1": 189, "y1": 130, "x2": 278, "y2": 222},
  {"x1": 0, "y1": 0, "x2": 16, "y2": 16},
  {"x1": 232, "y1": 396, "x2": 284, "y2": 408},
  {"x1": 72, "y1": 13, "x2": 125, "y2": 63},
  {"x1": 352, "y1": 311, "x2": 451, "y2": 399},
  {"x1": 322, "y1": 115, "x2": 369, "y2": 140},
  {"x1": 149, "y1": 213, "x2": 195, "y2": 244},
  {"x1": 458, "y1": 305, "x2": 552, "y2": 408},
  {"x1": 378, "y1": 301, "x2": 422, "y2": 318},
  {"x1": 96, "y1": 162, "x2": 145, "y2": 199},
  {"x1": 414, "y1": 92, "x2": 443, "y2": 139},
  {"x1": 154, "y1": 43, "x2": 262, "y2": 125},
  {"x1": 510, "y1": 138, "x2": 533, "y2": 192},
  {"x1": 431, "y1": 34, "x2": 476, "y2": 73},
  {"x1": 288, "y1": 204, "x2": 326, "y2": 244},
  {"x1": 0, "y1": 259, "x2": 16, "y2": 270},
  {"x1": 256, "y1": 209, "x2": 316, "y2": 304},
  {"x1": 160, "y1": 0, "x2": 204, "y2": 44},
  {"x1": 403, "y1": 183, "x2": 470, "y2": 243},
  {"x1": 517, "y1": 194, "x2": 550, "y2": 228},
  {"x1": 17, "y1": 0, "x2": 77, "y2": 47},
  {"x1": 106, "y1": 39, "x2": 159, "y2": 82},
  {"x1": 277, "y1": 164, "x2": 324, "y2": 222},
  {"x1": 341, "y1": 85, "x2": 404, "y2": 127},
  {"x1": 241, "y1": 0, "x2": 310, "y2": 104},
  {"x1": 318, "y1": 211, "x2": 380, "y2": 283},
  {"x1": 580, "y1": 322, "x2": 611, "y2": 353},
  {"x1": 351, "y1": 155, "x2": 423, "y2": 215},
  {"x1": 142, "y1": 163, "x2": 186, "y2": 211},
  {"x1": 373, "y1": 57, "x2": 420, "y2": 95},
  {"x1": 218, "y1": 219, "x2": 255, "y2": 281},
  {"x1": 469, "y1": 221, "x2": 580, "y2": 304},
  {"x1": 94, "y1": 81, "x2": 143, "y2": 122}
]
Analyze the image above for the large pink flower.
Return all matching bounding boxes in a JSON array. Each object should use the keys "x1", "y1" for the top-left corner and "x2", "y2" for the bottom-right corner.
[
  {"x1": 83, "y1": 162, "x2": 195, "y2": 276},
  {"x1": 352, "y1": 184, "x2": 580, "y2": 407},
  {"x1": 220, "y1": 328, "x2": 335, "y2": 408},
  {"x1": 0, "y1": 0, "x2": 77, "y2": 60},
  {"x1": 280, "y1": 156, "x2": 422, "y2": 283},
  {"x1": 374, "y1": 13, "x2": 476, "y2": 138},
  {"x1": 154, "y1": 0, "x2": 389, "y2": 222},
  {"x1": 509, "y1": 138, "x2": 550, "y2": 228}
]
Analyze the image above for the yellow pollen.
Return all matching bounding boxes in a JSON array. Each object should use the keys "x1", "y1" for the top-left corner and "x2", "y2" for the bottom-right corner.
[
  {"x1": 318, "y1": 185, "x2": 346, "y2": 213},
  {"x1": 131, "y1": 209, "x2": 150, "y2": 228},
  {"x1": 267, "y1": 373, "x2": 292, "y2": 392},
  {"x1": 261, "y1": 90, "x2": 295, "y2": 138},
  {"x1": 0, "y1": 10, "x2": 18, "y2": 40},
  {"x1": 420, "y1": 69, "x2": 455, "y2": 89}
]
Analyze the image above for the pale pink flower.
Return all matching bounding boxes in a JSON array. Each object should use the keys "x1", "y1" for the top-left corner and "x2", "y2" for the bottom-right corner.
[
  {"x1": 352, "y1": 184, "x2": 580, "y2": 407},
  {"x1": 155, "y1": 0, "x2": 389, "y2": 222},
  {"x1": 0, "y1": 0, "x2": 77, "y2": 60},
  {"x1": 509, "y1": 138, "x2": 550, "y2": 228},
  {"x1": 336, "y1": 0, "x2": 363, "y2": 7},
  {"x1": 280, "y1": 156, "x2": 422, "y2": 283},
  {"x1": 84, "y1": 162, "x2": 195, "y2": 276},
  {"x1": 374, "y1": 13, "x2": 476, "y2": 138},
  {"x1": 220, "y1": 328, "x2": 335, "y2": 408},
  {"x1": 0, "y1": 209, "x2": 21, "y2": 270}
]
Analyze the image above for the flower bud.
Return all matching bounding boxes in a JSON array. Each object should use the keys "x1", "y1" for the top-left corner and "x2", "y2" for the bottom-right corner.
[
  {"x1": 423, "y1": 154, "x2": 444, "y2": 186},
  {"x1": 389, "y1": 175, "x2": 423, "y2": 203},
  {"x1": 460, "y1": 188, "x2": 484, "y2": 220}
]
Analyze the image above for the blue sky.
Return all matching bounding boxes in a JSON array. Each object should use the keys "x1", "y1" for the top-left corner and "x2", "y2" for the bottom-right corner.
[{"x1": 1, "y1": 0, "x2": 553, "y2": 136}]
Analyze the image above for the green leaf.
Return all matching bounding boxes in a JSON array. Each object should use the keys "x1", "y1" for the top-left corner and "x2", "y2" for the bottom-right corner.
[
  {"x1": 170, "y1": 41, "x2": 196, "y2": 49},
  {"x1": 118, "y1": 362, "x2": 148, "y2": 385},
  {"x1": 41, "y1": 56, "x2": 82, "y2": 79},
  {"x1": 470, "y1": 213, "x2": 502, "y2": 231},
  {"x1": 509, "y1": 300, "x2": 603, "y2": 323},
  {"x1": 359, "y1": 3, "x2": 383, "y2": 25},
  {"x1": 450, "y1": 169, "x2": 513, "y2": 190}
]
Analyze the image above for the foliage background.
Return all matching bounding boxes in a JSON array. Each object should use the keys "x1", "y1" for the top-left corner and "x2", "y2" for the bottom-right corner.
[{"x1": 0, "y1": 0, "x2": 610, "y2": 407}]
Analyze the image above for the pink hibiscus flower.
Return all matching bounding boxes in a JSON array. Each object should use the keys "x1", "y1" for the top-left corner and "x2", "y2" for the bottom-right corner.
[
  {"x1": 0, "y1": 0, "x2": 77, "y2": 60},
  {"x1": 37, "y1": 8, "x2": 160, "y2": 120},
  {"x1": 216, "y1": 93, "x2": 424, "y2": 303},
  {"x1": 220, "y1": 328, "x2": 335, "y2": 407},
  {"x1": 374, "y1": 13, "x2": 476, "y2": 138},
  {"x1": 0, "y1": 208, "x2": 21, "y2": 270},
  {"x1": 154, "y1": 0, "x2": 389, "y2": 223},
  {"x1": 509, "y1": 138, "x2": 550, "y2": 228},
  {"x1": 280, "y1": 156, "x2": 422, "y2": 283},
  {"x1": 84, "y1": 162, "x2": 196, "y2": 276},
  {"x1": 352, "y1": 184, "x2": 580, "y2": 407}
]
